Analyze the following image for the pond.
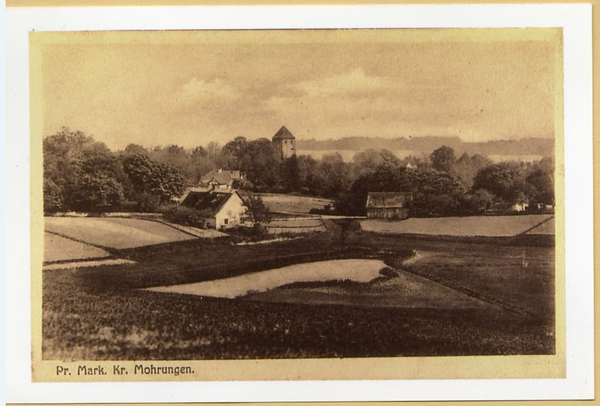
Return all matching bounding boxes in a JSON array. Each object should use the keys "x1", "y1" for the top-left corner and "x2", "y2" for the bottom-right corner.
[{"x1": 145, "y1": 259, "x2": 387, "y2": 299}]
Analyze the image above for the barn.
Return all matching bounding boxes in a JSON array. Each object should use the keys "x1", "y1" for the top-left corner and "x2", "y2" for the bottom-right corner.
[
  {"x1": 366, "y1": 192, "x2": 412, "y2": 220},
  {"x1": 180, "y1": 190, "x2": 249, "y2": 230}
]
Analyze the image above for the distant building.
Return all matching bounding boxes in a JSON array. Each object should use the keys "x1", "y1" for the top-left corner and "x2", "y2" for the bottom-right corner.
[
  {"x1": 199, "y1": 169, "x2": 246, "y2": 190},
  {"x1": 366, "y1": 192, "x2": 413, "y2": 220},
  {"x1": 272, "y1": 125, "x2": 296, "y2": 160},
  {"x1": 180, "y1": 190, "x2": 248, "y2": 230},
  {"x1": 489, "y1": 202, "x2": 529, "y2": 213}
]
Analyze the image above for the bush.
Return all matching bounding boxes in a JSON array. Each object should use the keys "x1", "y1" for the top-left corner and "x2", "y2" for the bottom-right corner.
[
  {"x1": 226, "y1": 224, "x2": 269, "y2": 241},
  {"x1": 379, "y1": 267, "x2": 399, "y2": 279},
  {"x1": 160, "y1": 204, "x2": 208, "y2": 227},
  {"x1": 244, "y1": 194, "x2": 272, "y2": 224}
]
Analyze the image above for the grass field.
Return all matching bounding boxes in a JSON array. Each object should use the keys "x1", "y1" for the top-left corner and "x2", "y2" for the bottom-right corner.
[
  {"x1": 525, "y1": 217, "x2": 555, "y2": 235},
  {"x1": 247, "y1": 267, "x2": 503, "y2": 311},
  {"x1": 44, "y1": 233, "x2": 110, "y2": 263},
  {"x1": 361, "y1": 214, "x2": 554, "y2": 237},
  {"x1": 45, "y1": 217, "x2": 197, "y2": 249},
  {"x1": 255, "y1": 193, "x2": 334, "y2": 214},
  {"x1": 266, "y1": 218, "x2": 326, "y2": 234},
  {"x1": 42, "y1": 221, "x2": 555, "y2": 360}
]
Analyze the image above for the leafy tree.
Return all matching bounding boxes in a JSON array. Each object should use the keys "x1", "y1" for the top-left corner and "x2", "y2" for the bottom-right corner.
[
  {"x1": 221, "y1": 136, "x2": 248, "y2": 169},
  {"x1": 160, "y1": 204, "x2": 212, "y2": 227},
  {"x1": 123, "y1": 143, "x2": 149, "y2": 156},
  {"x1": 430, "y1": 145, "x2": 456, "y2": 172},
  {"x1": 452, "y1": 152, "x2": 492, "y2": 187},
  {"x1": 206, "y1": 142, "x2": 224, "y2": 168},
  {"x1": 190, "y1": 146, "x2": 214, "y2": 183},
  {"x1": 472, "y1": 162, "x2": 526, "y2": 203},
  {"x1": 408, "y1": 169, "x2": 466, "y2": 217},
  {"x1": 352, "y1": 149, "x2": 401, "y2": 177},
  {"x1": 69, "y1": 173, "x2": 124, "y2": 212},
  {"x1": 526, "y1": 168, "x2": 554, "y2": 206},
  {"x1": 43, "y1": 179, "x2": 64, "y2": 213},
  {"x1": 336, "y1": 165, "x2": 401, "y2": 215},
  {"x1": 318, "y1": 153, "x2": 352, "y2": 198},
  {"x1": 43, "y1": 127, "x2": 127, "y2": 212},
  {"x1": 338, "y1": 165, "x2": 466, "y2": 217},
  {"x1": 297, "y1": 155, "x2": 323, "y2": 195},
  {"x1": 149, "y1": 144, "x2": 195, "y2": 185},
  {"x1": 238, "y1": 139, "x2": 282, "y2": 191},
  {"x1": 244, "y1": 194, "x2": 272, "y2": 224},
  {"x1": 462, "y1": 189, "x2": 495, "y2": 213},
  {"x1": 122, "y1": 154, "x2": 185, "y2": 210}
]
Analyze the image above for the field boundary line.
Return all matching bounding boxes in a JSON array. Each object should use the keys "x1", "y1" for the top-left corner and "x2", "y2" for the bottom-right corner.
[
  {"x1": 517, "y1": 215, "x2": 555, "y2": 236},
  {"x1": 128, "y1": 217, "x2": 227, "y2": 239},
  {"x1": 398, "y1": 264, "x2": 532, "y2": 317},
  {"x1": 44, "y1": 254, "x2": 112, "y2": 266},
  {"x1": 44, "y1": 230, "x2": 118, "y2": 254}
]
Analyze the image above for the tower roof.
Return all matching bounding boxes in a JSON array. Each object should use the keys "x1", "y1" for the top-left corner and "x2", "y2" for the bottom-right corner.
[{"x1": 272, "y1": 126, "x2": 295, "y2": 140}]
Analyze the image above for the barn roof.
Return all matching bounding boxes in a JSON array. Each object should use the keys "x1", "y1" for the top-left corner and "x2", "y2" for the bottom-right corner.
[
  {"x1": 272, "y1": 126, "x2": 295, "y2": 140},
  {"x1": 366, "y1": 192, "x2": 412, "y2": 208},
  {"x1": 181, "y1": 191, "x2": 240, "y2": 217}
]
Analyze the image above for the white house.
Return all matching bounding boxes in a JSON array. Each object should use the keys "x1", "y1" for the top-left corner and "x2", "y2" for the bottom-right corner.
[{"x1": 180, "y1": 190, "x2": 249, "y2": 230}]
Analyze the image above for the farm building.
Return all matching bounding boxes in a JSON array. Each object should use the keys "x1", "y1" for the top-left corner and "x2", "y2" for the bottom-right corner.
[
  {"x1": 272, "y1": 125, "x2": 296, "y2": 160},
  {"x1": 180, "y1": 190, "x2": 249, "y2": 230},
  {"x1": 199, "y1": 169, "x2": 246, "y2": 190},
  {"x1": 366, "y1": 192, "x2": 412, "y2": 220},
  {"x1": 489, "y1": 201, "x2": 529, "y2": 213}
]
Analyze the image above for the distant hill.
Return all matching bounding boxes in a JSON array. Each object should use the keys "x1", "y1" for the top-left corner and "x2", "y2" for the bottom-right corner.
[{"x1": 296, "y1": 136, "x2": 554, "y2": 158}]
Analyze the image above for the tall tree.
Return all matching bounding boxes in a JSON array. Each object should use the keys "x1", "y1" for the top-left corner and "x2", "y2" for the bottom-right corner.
[
  {"x1": 122, "y1": 154, "x2": 185, "y2": 210},
  {"x1": 352, "y1": 149, "x2": 401, "y2": 177},
  {"x1": 43, "y1": 127, "x2": 126, "y2": 212},
  {"x1": 221, "y1": 136, "x2": 248, "y2": 169},
  {"x1": 526, "y1": 167, "x2": 554, "y2": 206},
  {"x1": 238, "y1": 138, "x2": 282, "y2": 191},
  {"x1": 472, "y1": 162, "x2": 526, "y2": 203},
  {"x1": 430, "y1": 145, "x2": 456, "y2": 172}
]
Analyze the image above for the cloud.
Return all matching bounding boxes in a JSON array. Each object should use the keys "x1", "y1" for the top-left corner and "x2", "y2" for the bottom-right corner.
[
  {"x1": 292, "y1": 68, "x2": 391, "y2": 97},
  {"x1": 176, "y1": 77, "x2": 241, "y2": 106}
]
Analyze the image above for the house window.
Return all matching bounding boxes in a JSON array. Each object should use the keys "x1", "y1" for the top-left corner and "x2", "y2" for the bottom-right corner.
[{"x1": 223, "y1": 218, "x2": 229, "y2": 225}]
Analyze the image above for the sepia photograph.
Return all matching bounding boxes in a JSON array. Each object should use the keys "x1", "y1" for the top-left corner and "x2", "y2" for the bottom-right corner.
[
  {"x1": 14, "y1": 11, "x2": 586, "y2": 388},
  {"x1": 34, "y1": 27, "x2": 562, "y2": 367}
]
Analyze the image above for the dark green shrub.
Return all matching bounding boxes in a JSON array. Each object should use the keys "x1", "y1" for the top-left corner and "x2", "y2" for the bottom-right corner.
[
  {"x1": 160, "y1": 204, "x2": 208, "y2": 227},
  {"x1": 379, "y1": 267, "x2": 399, "y2": 279}
]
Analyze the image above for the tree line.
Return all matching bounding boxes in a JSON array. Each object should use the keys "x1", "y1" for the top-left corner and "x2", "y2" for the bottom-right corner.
[{"x1": 43, "y1": 127, "x2": 554, "y2": 217}]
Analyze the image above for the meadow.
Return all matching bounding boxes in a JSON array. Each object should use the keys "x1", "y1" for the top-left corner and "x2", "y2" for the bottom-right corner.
[
  {"x1": 361, "y1": 214, "x2": 554, "y2": 237},
  {"x1": 45, "y1": 217, "x2": 196, "y2": 249},
  {"x1": 255, "y1": 193, "x2": 334, "y2": 214},
  {"x1": 42, "y1": 221, "x2": 555, "y2": 360}
]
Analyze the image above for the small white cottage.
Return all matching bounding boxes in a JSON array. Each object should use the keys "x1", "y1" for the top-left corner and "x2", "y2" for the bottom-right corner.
[{"x1": 180, "y1": 190, "x2": 248, "y2": 230}]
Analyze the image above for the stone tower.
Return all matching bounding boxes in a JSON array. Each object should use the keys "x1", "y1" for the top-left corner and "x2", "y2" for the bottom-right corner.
[{"x1": 272, "y1": 125, "x2": 296, "y2": 160}]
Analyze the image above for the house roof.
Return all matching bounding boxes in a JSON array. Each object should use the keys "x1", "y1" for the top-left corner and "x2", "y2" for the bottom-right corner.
[
  {"x1": 366, "y1": 192, "x2": 412, "y2": 209},
  {"x1": 200, "y1": 169, "x2": 243, "y2": 186},
  {"x1": 272, "y1": 126, "x2": 295, "y2": 140},
  {"x1": 181, "y1": 191, "x2": 240, "y2": 217}
]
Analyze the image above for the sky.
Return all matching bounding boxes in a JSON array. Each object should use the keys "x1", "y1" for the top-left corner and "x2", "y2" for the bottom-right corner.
[{"x1": 38, "y1": 29, "x2": 562, "y2": 150}]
